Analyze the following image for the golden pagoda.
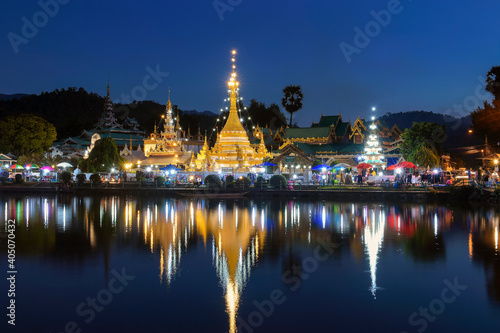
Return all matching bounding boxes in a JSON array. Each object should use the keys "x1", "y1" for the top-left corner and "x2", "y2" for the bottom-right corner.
[
  {"x1": 142, "y1": 94, "x2": 192, "y2": 166},
  {"x1": 195, "y1": 49, "x2": 269, "y2": 172}
]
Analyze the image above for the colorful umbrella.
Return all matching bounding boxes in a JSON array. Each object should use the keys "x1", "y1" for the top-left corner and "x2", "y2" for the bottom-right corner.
[
  {"x1": 396, "y1": 161, "x2": 417, "y2": 169},
  {"x1": 9, "y1": 164, "x2": 24, "y2": 170},
  {"x1": 387, "y1": 164, "x2": 398, "y2": 171},
  {"x1": 333, "y1": 163, "x2": 352, "y2": 168},
  {"x1": 356, "y1": 163, "x2": 373, "y2": 169},
  {"x1": 40, "y1": 166, "x2": 55, "y2": 171},
  {"x1": 56, "y1": 162, "x2": 73, "y2": 168},
  {"x1": 24, "y1": 163, "x2": 40, "y2": 169}
]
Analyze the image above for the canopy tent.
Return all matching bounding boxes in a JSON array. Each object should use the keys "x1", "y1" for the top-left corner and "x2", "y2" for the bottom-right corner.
[
  {"x1": 57, "y1": 162, "x2": 73, "y2": 168},
  {"x1": 160, "y1": 164, "x2": 181, "y2": 171},
  {"x1": 40, "y1": 166, "x2": 55, "y2": 172},
  {"x1": 256, "y1": 162, "x2": 277, "y2": 167},
  {"x1": 311, "y1": 164, "x2": 331, "y2": 171},
  {"x1": 396, "y1": 161, "x2": 417, "y2": 169},
  {"x1": 356, "y1": 163, "x2": 373, "y2": 169},
  {"x1": 332, "y1": 163, "x2": 352, "y2": 168}
]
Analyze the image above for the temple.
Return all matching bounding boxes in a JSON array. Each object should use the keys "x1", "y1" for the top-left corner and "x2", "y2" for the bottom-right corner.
[
  {"x1": 194, "y1": 50, "x2": 269, "y2": 172},
  {"x1": 141, "y1": 93, "x2": 192, "y2": 166},
  {"x1": 50, "y1": 84, "x2": 145, "y2": 159}
]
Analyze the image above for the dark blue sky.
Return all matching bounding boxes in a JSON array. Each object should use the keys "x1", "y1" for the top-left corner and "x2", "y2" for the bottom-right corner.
[{"x1": 1, "y1": 0, "x2": 499, "y2": 126}]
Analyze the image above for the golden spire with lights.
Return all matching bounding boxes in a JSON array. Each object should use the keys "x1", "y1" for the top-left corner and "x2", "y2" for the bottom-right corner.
[
  {"x1": 166, "y1": 88, "x2": 172, "y2": 110},
  {"x1": 221, "y1": 49, "x2": 246, "y2": 133}
]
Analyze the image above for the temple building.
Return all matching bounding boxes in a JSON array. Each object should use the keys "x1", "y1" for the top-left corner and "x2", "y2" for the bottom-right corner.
[
  {"x1": 279, "y1": 114, "x2": 403, "y2": 165},
  {"x1": 194, "y1": 50, "x2": 270, "y2": 172},
  {"x1": 141, "y1": 95, "x2": 192, "y2": 166},
  {"x1": 50, "y1": 84, "x2": 145, "y2": 159}
]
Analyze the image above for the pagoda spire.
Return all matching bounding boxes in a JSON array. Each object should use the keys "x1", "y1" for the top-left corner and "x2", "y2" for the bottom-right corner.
[{"x1": 221, "y1": 49, "x2": 246, "y2": 133}]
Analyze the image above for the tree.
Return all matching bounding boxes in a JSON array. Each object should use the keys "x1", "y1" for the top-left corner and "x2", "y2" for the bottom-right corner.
[
  {"x1": 247, "y1": 99, "x2": 287, "y2": 129},
  {"x1": 281, "y1": 85, "x2": 303, "y2": 127},
  {"x1": 407, "y1": 142, "x2": 440, "y2": 168},
  {"x1": 400, "y1": 122, "x2": 447, "y2": 159},
  {"x1": 60, "y1": 171, "x2": 72, "y2": 184},
  {"x1": 471, "y1": 66, "x2": 500, "y2": 145},
  {"x1": 485, "y1": 66, "x2": 500, "y2": 100},
  {"x1": 0, "y1": 114, "x2": 57, "y2": 156},
  {"x1": 86, "y1": 138, "x2": 125, "y2": 172}
]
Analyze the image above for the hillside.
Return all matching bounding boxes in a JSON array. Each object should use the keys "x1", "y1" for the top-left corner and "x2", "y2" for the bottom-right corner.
[
  {"x1": 0, "y1": 88, "x2": 217, "y2": 140},
  {"x1": 379, "y1": 110, "x2": 477, "y2": 149},
  {"x1": 0, "y1": 93, "x2": 29, "y2": 101}
]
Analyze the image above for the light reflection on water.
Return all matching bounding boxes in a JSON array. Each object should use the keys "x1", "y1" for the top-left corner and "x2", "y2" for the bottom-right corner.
[{"x1": 1, "y1": 195, "x2": 499, "y2": 333}]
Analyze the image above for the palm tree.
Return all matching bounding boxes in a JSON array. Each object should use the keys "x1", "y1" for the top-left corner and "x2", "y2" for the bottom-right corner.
[{"x1": 281, "y1": 85, "x2": 303, "y2": 127}]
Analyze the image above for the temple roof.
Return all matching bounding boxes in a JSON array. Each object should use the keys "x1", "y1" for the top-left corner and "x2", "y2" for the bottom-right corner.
[
  {"x1": 313, "y1": 115, "x2": 340, "y2": 127},
  {"x1": 293, "y1": 142, "x2": 365, "y2": 155},
  {"x1": 334, "y1": 122, "x2": 349, "y2": 137},
  {"x1": 284, "y1": 127, "x2": 331, "y2": 139}
]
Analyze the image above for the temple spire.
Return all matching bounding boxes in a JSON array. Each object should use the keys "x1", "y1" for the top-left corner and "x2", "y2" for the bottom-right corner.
[
  {"x1": 221, "y1": 49, "x2": 245, "y2": 133},
  {"x1": 167, "y1": 88, "x2": 172, "y2": 110}
]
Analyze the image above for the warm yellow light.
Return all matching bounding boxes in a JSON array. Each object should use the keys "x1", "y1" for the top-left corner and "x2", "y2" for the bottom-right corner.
[
  {"x1": 161, "y1": 115, "x2": 165, "y2": 118},
  {"x1": 468, "y1": 129, "x2": 473, "y2": 133},
  {"x1": 232, "y1": 58, "x2": 235, "y2": 62},
  {"x1": 495, "y1": 159, "x2": 498, "y2": 165},
  {"x1": 232, "y1": 50, "x2": 236, "y2": 55}
]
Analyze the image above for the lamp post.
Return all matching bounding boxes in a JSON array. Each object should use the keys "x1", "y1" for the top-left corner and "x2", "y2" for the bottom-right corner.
[{"x1": 468, "y1": 129, "x2": 490, "y2": 168}]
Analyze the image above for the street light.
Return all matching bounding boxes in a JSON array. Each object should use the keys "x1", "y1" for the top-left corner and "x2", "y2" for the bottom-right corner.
[{"x1": 468, "y1": 129, "x2": 490, "y2": 167}]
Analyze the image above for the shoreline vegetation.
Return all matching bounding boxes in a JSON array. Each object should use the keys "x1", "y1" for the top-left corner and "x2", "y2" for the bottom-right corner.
[{"x1": 0, "y1": 181, "x2": 498, "y2": 204}]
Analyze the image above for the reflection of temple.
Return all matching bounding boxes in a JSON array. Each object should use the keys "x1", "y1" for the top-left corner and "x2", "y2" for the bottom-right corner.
[
  {"x1": 363, "y1": 208, "x2": 385, "y2": 298},
  {"x1": 7, "y1": 196, "x2": 500, "y2": 330},
  {"x1": 194, "y1": 50, "x2": 269, "y2": 172},
  {"x1": 196, "y1": 201, "x2": 266, "y2": 333},
  {"x1": 142, "y1": 95, "x2": 192, "y2": 166}
]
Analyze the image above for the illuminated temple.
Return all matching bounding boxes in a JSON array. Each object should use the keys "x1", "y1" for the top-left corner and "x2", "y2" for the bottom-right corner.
[
  {"x1": 142, "y1": 95, "x2": 192, "y2": 166},
  {"x1": 194, "y1": 50, "x2": 269, "y2": 172}
]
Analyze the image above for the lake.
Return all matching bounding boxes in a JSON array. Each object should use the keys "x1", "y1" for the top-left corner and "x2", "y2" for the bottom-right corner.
[{"x1": 1, "y1": 194, "x2": 499, "y2": 333}]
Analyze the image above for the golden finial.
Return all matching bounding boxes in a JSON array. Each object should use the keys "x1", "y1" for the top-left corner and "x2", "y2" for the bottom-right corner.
[{"x1": 166, "y1": 87, "x2": 172, "y2": 110}]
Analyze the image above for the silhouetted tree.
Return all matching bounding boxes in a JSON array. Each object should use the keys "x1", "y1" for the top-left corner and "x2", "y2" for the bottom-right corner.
[{"x1": 281, "y1": 85, "x2": 303, "y2": 127}]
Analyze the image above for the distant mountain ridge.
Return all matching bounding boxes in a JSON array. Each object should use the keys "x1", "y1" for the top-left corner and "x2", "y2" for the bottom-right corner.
[
  {"x1": 0, "y1": 93, "x2": 29, "y2": 101},
  {"x1": 379, "y1": 110, "x2": 476, "y2": 149},
  {"x1": 182, "y1": 110, "x2": 217, "y2": 117}
]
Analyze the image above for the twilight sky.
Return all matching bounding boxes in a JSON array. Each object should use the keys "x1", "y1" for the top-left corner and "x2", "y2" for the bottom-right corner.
[{"x1": 1, "y1": 0, "x2": 499, "y2": 126}]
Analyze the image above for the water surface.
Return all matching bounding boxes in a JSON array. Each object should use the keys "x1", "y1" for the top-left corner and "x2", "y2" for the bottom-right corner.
[{"x1": 1, "y1": 195, "x2": 499, "y2": 333}]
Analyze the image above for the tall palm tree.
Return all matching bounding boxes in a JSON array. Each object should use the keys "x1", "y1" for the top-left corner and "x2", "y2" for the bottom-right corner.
[{"x1": 281, "y1": 85, "x2": 303, "y2": 127}]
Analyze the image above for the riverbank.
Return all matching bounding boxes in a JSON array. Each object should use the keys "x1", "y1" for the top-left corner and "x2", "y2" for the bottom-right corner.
[{"x1": 0, "y1": 182, "x2": 497, "y2": 204}]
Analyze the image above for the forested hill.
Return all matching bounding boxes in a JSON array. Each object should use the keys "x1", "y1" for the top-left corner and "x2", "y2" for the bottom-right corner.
[
  {"x1": 379, "y1": 110, "x2": 475, "y2": 149},
  {"x1": 0, "y1": 88, "x2": 217, "y2": 140},
  {"x1": 379, "y1": 110, "x2": 470, "y2": 130},
  {"x1": 0, "y1": 93, "x2": 28, "y2": 101}
]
